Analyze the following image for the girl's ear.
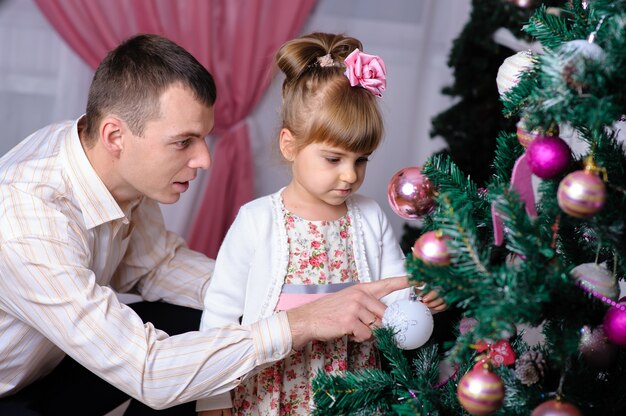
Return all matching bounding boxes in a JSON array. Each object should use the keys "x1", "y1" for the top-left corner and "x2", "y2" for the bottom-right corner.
[{"x1": 279, "y1": 128, "x2": 297, "y2": 161}]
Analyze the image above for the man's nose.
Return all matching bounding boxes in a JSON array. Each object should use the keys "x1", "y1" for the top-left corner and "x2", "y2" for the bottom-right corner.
[{"x1": 190, "y1": 139, "x2": 211, "y2": 170}]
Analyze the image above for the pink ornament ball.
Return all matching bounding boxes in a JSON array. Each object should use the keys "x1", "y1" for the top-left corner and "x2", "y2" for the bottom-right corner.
[
  {"x1": 412, "y1": 231, "x2": 450, "y2": 266},
  {"x1": 387, "y1": 167, "x2": 436, "y2": 220},
  {"x1": 531, "y1": 399, "x2": 583, "y2": 416},
  {"x1": 603, "y1": 297, "x2": 626, "y2": 347},
  {"x1": 457, "y1": 365, "x2": 505, "y2": 415},
  {"x1": 526, "y1": 135, "x2": 571, "y2": 179},
  {"x1": 557, "y1": 170, "x2": 606, "y2": 218}
]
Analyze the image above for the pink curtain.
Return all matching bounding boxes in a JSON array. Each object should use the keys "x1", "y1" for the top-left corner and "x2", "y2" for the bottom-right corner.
[{"x1": 35, "y1": 0, "x2": 317, "y2": 258}]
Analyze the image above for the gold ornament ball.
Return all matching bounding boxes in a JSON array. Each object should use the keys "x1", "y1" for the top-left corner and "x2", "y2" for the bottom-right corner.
[
  {"x1": 557, "y1": 170, "x2": 606, "y2": 218},
  {"x1": 457, "y1": 364, "x2": 505, "y2": 415}
]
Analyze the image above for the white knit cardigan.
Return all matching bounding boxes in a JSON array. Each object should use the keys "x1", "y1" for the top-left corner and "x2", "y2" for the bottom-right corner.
[{"x1": 201, "y1": 189, "x2": 409, "y2": 329}]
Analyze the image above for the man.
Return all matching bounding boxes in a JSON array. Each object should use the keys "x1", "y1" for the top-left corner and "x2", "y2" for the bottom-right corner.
[{"x1": 0, "y1": 34, "x2": 408, "y2": 415}]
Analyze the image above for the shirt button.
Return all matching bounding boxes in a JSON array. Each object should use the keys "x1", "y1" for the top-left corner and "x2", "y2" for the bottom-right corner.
[{"x1": 273, "y1": 352, "x2": 282, "y2": 360}]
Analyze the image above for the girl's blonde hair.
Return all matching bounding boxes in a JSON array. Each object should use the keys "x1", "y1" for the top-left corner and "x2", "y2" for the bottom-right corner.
[{"x1": 275, "y1": 32, "x2": 383, "y2": 155}]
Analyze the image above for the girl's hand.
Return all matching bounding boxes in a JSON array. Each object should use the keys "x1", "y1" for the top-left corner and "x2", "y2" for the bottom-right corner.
[
  {"x1": 420, "y1": 289, "x2": 448, "y2": 314},
  {"x1": 198, "y1": 409, "x2": 232, "y2": 416}
]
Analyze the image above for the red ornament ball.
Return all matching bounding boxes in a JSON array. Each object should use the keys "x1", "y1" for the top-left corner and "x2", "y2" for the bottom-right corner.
[
  {"x1": 603, "y1": 297, "x2": 626, "y2": 347},
  {"x1": 531, "y1": 399, "x2": 582, "y2": 416},
  {"x1": 557, "y1": 170, "x2": 606, "y2": 218},
  {"x1": 457, "y1": 364, "x2": 505, "y2": 415},
  {"x1": 387, "y1": 167, "x2": 436, "y2": 220},
  {"x1": 526, "y1": 135, "x2": 571, "y2": 179},
  {"x1": 412, "y1": 231, "x2": 450, "y2": 266}
]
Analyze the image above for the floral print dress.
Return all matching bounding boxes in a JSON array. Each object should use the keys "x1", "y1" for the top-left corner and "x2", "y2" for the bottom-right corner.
[{"x1": 231, "y1": 205, "x2": 379, "y2": 415}]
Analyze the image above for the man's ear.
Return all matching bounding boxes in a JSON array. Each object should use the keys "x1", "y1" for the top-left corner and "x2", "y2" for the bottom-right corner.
[
  {"x1": 99, "y1": 116, "x2": 125, "y2": 157},
  {"x1": 279, "y1": 128, "x2": 297, "y2": 161}
]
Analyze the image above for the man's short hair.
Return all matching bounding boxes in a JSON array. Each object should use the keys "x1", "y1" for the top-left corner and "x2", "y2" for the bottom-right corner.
[{"x1": 83, "y1": 34, "x2": 217, "y2": 145}]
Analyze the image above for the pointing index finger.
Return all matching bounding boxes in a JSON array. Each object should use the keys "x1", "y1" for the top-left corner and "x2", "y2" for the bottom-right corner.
[{"x1": 366, "y1": 276, "x2": 409, "y2": 299}]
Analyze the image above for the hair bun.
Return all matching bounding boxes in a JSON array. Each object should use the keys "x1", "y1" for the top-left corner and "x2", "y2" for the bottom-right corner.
[{"x1": 276, "y1": 32, "x2": 363, "y2": 81}]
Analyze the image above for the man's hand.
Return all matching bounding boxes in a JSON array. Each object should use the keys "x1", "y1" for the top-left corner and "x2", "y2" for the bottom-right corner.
[{"x1": 286, "y1": 276, "x2": 409, "y2": 349}]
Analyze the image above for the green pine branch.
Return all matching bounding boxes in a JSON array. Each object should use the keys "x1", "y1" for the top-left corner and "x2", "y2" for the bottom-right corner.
[
  {"x1": 500, "y1": 66, "x2": 540, "y2": 118},
  {"x1": 491, "y1": 132, "x2": 525, "y2": 186},
  {"x1": 523, "y1": 5, "x2": 583, "y2": 51},
  {"x1": 422, "y1": 154, "x2": 481, "y2": 205},
  {"x1": 312, "y1": 368, "x2": 397, "y2": 415}
]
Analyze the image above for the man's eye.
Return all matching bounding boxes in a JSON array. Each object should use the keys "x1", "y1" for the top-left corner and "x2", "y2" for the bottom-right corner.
[
  {"x1": 175, "y1": 139, "x2": 191, "y2": 148},
  {"x1": 357, "y1": 157, "x2": 370, "y2": 164},
  {"x1": 325, "y1": 157, "x2": 340, "y2": 163}
]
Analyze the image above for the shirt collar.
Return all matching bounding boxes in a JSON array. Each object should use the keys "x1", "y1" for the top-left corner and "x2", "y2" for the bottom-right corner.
[{"x1": 60, "y1": 116, "x2": 126, "y2": 229}]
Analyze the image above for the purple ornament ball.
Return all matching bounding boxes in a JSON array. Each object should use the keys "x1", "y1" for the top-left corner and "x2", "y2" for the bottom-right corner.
[
  {"x1": 387, "y1": 167, "x2": 436, "y2": 220},
  {"x1": 526, "y1": 135, "x2": 571, "y2": 179},
  {"x1": 603, "y1": 298, "x2": 626, "y2": 347}
]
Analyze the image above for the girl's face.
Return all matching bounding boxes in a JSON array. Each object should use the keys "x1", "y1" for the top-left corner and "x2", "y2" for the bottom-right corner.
[{"x1": 288, "y1": 141, "x2": 371, "y2": 209}]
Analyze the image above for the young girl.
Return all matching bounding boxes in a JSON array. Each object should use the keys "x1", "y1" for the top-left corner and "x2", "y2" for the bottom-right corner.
[{"x1": 197, "y1": 32, "x2": 445, "y2": 416}]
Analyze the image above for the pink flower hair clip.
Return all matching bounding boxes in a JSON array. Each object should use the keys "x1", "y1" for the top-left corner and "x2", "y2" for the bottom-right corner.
[{"x1": 344, "y1": 48, "x2": 387, "y2": 97}]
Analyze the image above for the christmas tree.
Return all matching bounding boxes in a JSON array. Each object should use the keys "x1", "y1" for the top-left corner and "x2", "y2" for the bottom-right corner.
[
  {"x1": 429, "y1": 0, "x2": 559, "y2": 186},
  {"x1": 313, "y1": 1, "x2": 626, "y2": 414},
  {"x1": 401, "y1": 0, "x2": 566, "y2": 254}
]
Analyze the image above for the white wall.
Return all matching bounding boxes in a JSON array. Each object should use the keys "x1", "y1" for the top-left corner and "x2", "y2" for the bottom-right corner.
[
  {"x1": 0, "y1": 0, "x2": 472, "y2": 240},
  {"x1": 0, "y1": 0, "x2": 92, "y2": 148}
]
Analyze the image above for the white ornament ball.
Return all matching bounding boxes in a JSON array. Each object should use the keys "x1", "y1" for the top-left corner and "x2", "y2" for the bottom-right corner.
[
  {"x1": 570, "y1": 262, "x2": 618, "y2": 300},
  {"x1": 382, "y1": 299, "x2": 434, "y2": 349},
  {"x1": 496, "y1": 50, "x2": 535, "y2": 96}
]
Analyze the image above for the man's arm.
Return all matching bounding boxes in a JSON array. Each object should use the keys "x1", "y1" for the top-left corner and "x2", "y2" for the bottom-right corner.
[{"x1": 0, "y1": 232, "x2": 290, "y2": 409}]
